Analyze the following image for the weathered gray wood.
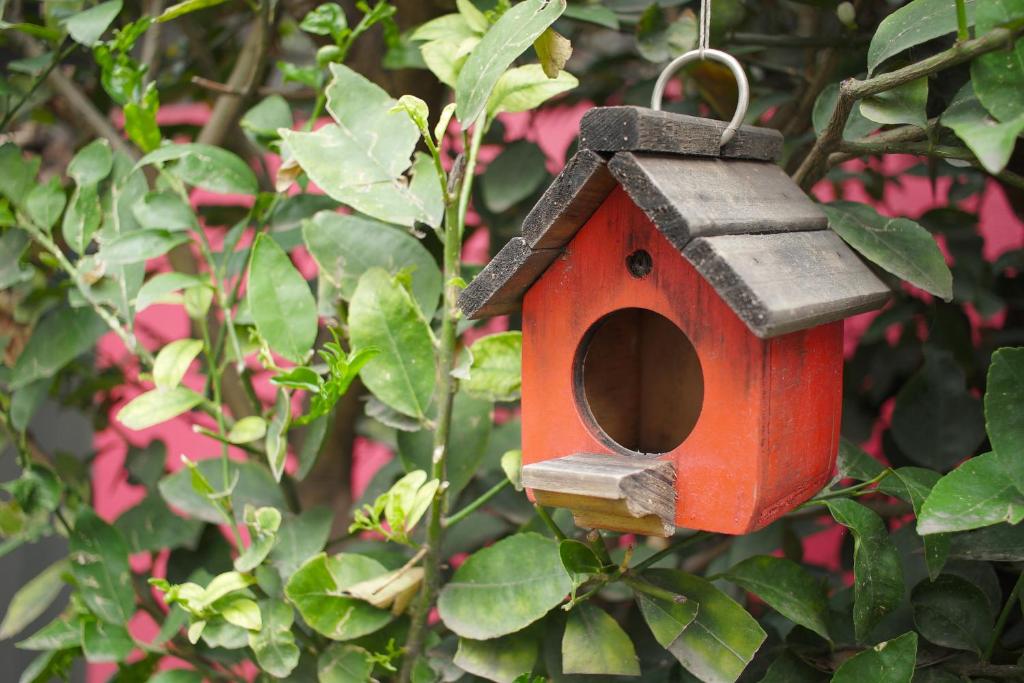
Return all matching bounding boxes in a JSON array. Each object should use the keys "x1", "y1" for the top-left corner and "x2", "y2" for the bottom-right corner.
[
  {"x1": 580, "y1": 106, "x2": 783, "y2": 161},
  {"x1": 684, "y1": 230, "x2": 892, "y2": 338},
  {"x1": 522, "y1": 453, "x2": 676, "y2": 536},
  {"x1": 609, "y1": 152, "x2": 828, "y2": 251},
  {"x1": 523, "y1": 149, "x2": 617, "y2": 249},
  {"x1": 458, "y1": 237, "x2": 560, "y2": 319}
]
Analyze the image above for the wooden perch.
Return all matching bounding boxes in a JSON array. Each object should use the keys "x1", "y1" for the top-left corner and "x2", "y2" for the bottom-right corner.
[{"x1": 522, "y1": 453, "x2": 676, "y2": 537}]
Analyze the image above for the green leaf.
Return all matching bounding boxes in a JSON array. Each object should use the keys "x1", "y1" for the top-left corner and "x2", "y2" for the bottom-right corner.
[
  {"x1": 25, "y1": 178, "x2": 66, "y2": 231},
  {"x1": 438, "y1": 532, "x2": 571, "y2": 639},
  {"x1": 454, "y1": 630, "x2": 539, "y2": 683},
  {"x1": 918, "y1": 452, "x2": 1024, "y2": 534},
  {"x1": 890, "y1": 349, "x2": 985, "y2": 470},
  {"x1": 970, "y1": 0, "x2": 1024, "y2": 122},
  {"x1": 284, "y1": 553, "x2": 392, "y2": 640},
  {"x1": 295, "y1": 415, "x2": 329, "y2": 480},
  {"x1": 455, "y1": 0, "x2": 566, "y2": 124},
  {"x1": 635, "y1": 583, "x2": 699, "y2": 649},
  {"x1": 227, "y1": 416, "x2": 267, "y2": 444},
  {"x1": 280, "y1": 65, "x2": 442, "y2": 228},
  {"x1": 349, "y1": 268, "x2": 436, "y2": 420},
  {"x1": 16, "y1": 614, "x2": 83, "y2": 651},
  {"x1": 10, "y1": 306, "x2": 106, "y2": 389},
  {"x1": 318, "y1": 643, "x2": 374, "y2": 683},
  {"x1": 158, "y1": 458, "x2": 287, "y2": 524},
  {"x1": 860, "y1": 78, "x2": 928, "y2": 128},
  {"x1": 463, "y1": 331, "x2": 523, "y2": 402},
  {"x1": 0, "y1": 143, "x2": 41, "y2": 206},
  {"x1": 117, "y1": 386, "x2": 204, "y2": 430},
  {"x1": 643, "y1": 569, "x2": 766, "y2": 683},
  {"x1": 397, "y1": 392, "x2": 491, "y2": 498},
  {"x1": 487, "y1": 64, "x2": 578, "y2": 116},
  {"x1": 159, "y1": 0, "x2": 232, "y2": 22},
  {"x1": 457, "y1": 0, "x2": 489, "y2": 32},
  {"x1": 813, "y1": 83, "x2": 878, "y2": 141},
  {"x1": 68, "y1": 139, "x2": 114, "y2": 185},
  {"x1": 132, "y1": 192, "x2": 195, "y2": 232},
  {"x1": 150, "y1": 671, "x2": 203, "y2": 683},
  {"x1": 0, "y1": 230, "x2": 33, "y2": 289},
  {"x1": 114, "y1": 493, "x2": 203, "y2": 553},
  {"x1": 948, "y1": 523, "x2": 1024, "y2": 561},
  {"x1": 248, "y1": 233, "x2": 317, "y2": 363},
  {"x1": 300, "y1": 2, "x2": 348, "y2": 37},
  {"x1": 62, "y1": 183, "x2": 102, "y2": 254},
  {"x1": 879, "y1": 467, "x2": 950, "y2": 579},
  {"x1": 824, "y1": 499, "x2": 904, "y2": 642},
  {"x1": 302, "y1": 211, "x2": 442, "y2": 318},
  {"x1": 868, "y1": 0, "x2": 976, "y2": 74},
  {"x1": 985, "y1": 347, "x2": 1024, "y2": 491},
  {"x1": 152, "y1": 339, "x2": 203, "y2": 390},
  {"x1": 562, "y1": 603, "x2": 640, "y2": 675},
  {"x1": 219, "y1": 596, "x2": 262, "y2": 630},
  {"x1": 721, "y1": 555, "x2": 830, "y2": 641},
  {"x1": 823, "y1": 201, "x2": 952, "y2": 300},
  {"x1": 135, "y1": 272, "x2": 209, "y2": 312},
  {"x1": 64, "y1": 0, "x2": 122, "y2": 46},
  {"x1": 558, "y1": 539, "x2": 603, "y2": 582},
  {"x1": 248, "y1": 600, "x2": 299, "y2": 678},
  {"x1": 241, "y1": 95, "x2": 293, "y2": 145},
  {"x1": 835, "y1": 438, "x2": 886, "y2": 482},
  {"x1": 830, "y1": 632, "x2": 917, "y2": 682},
  {"x1": 481, "y1": 141, "x2": 547, "y2": 213},
  {"x1": 911, "y1": 574, "x2": 992, "y2": 653},
  {"x1": 636, "y1": 5, "x2": 697, "y2": 62},
  {"x1": 392, "y1": 94, "x2": 431, "y2": 135},
  {"x1": 563, "y1": 3, "x2": 619, "y2": 28},
  {"x1": 942, "y1": 83, "x2": 1024, "y2": 174},
  {"x1": 136, "y1": 144, "x2": 258, "y2": 195},
  {"x1": 81, "y1": 619, "x2": 133, "y2": 662},
  {"x1": 0, "y1": 559, "x2": 67, "y2": 640},
  {"x1": 269, "y1": 506, "x2": 333, "y2": 580},
  {"x1": 758, "y1": 651, "x2": 826, "y2": 683},
  {"x1": 69, "y1": 509, "x2": 135, "y2": 625},
  {"x1": 265, "y1": 388, "x2": 291, "y2": 481}
]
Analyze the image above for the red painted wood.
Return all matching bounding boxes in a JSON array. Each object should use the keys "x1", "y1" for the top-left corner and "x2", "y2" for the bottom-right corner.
[{"x1": 521, "y1": 187, "x2": 842, "y2": 534}]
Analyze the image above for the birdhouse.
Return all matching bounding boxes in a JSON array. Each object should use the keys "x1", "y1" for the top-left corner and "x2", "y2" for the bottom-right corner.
[{"x1": 459, "y1": 107, "x2": 890, "y2": 537}]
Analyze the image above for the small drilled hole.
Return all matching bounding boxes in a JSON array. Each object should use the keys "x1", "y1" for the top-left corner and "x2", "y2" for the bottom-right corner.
[{"x1": 626, "y1": 250, "x2": 652, "y2": 278}]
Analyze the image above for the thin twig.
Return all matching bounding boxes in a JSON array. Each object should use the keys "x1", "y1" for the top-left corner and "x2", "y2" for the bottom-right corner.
[
  {"x1": 793, "y1": 26, "x2": 1024, "y2": 189},
  {"x1": 443, "y1": 479, "x2": 510, "y2": 528},
  {"x1": 984, "y1": 571, "x2": 1024, "y2": 661}
]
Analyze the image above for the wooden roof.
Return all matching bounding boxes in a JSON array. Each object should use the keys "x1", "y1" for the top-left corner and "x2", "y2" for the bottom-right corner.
[{"x1": 459, "y1": 107, "x2": 890, "y2": 338}]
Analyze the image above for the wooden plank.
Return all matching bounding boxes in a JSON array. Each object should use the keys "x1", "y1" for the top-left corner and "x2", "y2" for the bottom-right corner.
[
  {"x1": 608, "y1": 152, "x2": 828, "y2": 250},
  {"x1": 580, "y1": 106, "x2": 783, "y2": 161},
  {"x1": 684, "y1": 230, "x2": 891, "y2": 338},
  {"x1": 522, "y1": 453, "x2": 676, "y2": 536},
  {"x1": 532, "y1": 491, "x2": 674, "y2": 537},
  {"x1": 458, "y1": 237, "x2": 560, "y2": 319},
  {"x1": 522, "y1": 149, "x2": 617, "y2": 249}
]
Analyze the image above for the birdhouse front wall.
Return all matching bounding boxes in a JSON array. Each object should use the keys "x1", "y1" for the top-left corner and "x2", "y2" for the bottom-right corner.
[{"x1": 521, "y1": 186, "x2": 843, "y2": 534}]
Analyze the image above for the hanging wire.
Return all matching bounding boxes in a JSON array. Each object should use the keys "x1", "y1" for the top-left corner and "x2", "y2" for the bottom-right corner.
[{"x1": 649, "y1": 0, "x2": 750, "y2": 147}]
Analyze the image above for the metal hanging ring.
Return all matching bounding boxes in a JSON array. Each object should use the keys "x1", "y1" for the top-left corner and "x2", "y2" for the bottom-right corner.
[{"x1": 650, "y1": 48, "x2": 750, "y2": 149}]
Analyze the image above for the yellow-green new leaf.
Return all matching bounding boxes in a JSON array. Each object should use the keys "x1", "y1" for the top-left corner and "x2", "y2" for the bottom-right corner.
[
  {"x1": 118, "y1": 387, "x2": 205, "y2": 430},
  {"x1": 153, "y1": 339, "x2": 204, "y2": 390}
]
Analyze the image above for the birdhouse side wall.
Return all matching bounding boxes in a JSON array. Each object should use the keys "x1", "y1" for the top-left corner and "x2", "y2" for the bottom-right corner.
[{"x1": 520, "y1": 187, "x2": 841, "y2": 534}]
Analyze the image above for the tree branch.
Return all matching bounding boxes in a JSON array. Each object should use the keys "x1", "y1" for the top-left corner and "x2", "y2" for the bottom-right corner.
[{"x1": 793, "y1": 25, "x2": 1024, "y2": 190}]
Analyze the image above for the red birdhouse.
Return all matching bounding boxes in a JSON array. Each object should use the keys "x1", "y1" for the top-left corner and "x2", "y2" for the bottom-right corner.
[{"x1": 459, "y1": 107, "x2": 890, "y2": 537}]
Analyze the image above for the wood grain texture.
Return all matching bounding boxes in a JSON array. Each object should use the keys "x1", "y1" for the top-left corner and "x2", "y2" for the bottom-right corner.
[
  {"x1": 683, "y1": 230, "x2": 891, "y2": 338},
  {"x1": 523, "y1": 453, "x2": 676, "y2": 536},
  {"x1": 522, "y1": 188, "x2": 843, "y2": 534},
  {"x1": 608, "y1": 152, "x2": 828, "y2": 250},
  {"x1": 457, "y1": 237, "x2": 560, "y2": 319},
  {"x1": 522, "y1": 149, "x2": 617, "y2": 249},
  {"x1": 580, "y1": 106, "x2": 783, "y2": 161}
]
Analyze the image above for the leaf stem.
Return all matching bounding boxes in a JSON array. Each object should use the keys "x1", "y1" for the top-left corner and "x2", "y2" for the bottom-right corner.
[
  {"x1": 622, "y1": 575, "x2": 687, "y2": 604},
  {"x1": 793, "y1": 25, "x2": 1023, "y2": 190},
  {"x1": 984, "y1": 571, "x2": 1024, "y2": 661},
  {"x1": 632, "y1": 532, "x2": 712, "y2": 573},
  {"x1": 443, "y1": 478, "x2": 510, "y2": 528},
  {"x1": 955, "y1": 0, "x2": 970, "y2": 42},
  {"x1": 534, "y1": 504, "x2": 568, "y2": 541}
]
